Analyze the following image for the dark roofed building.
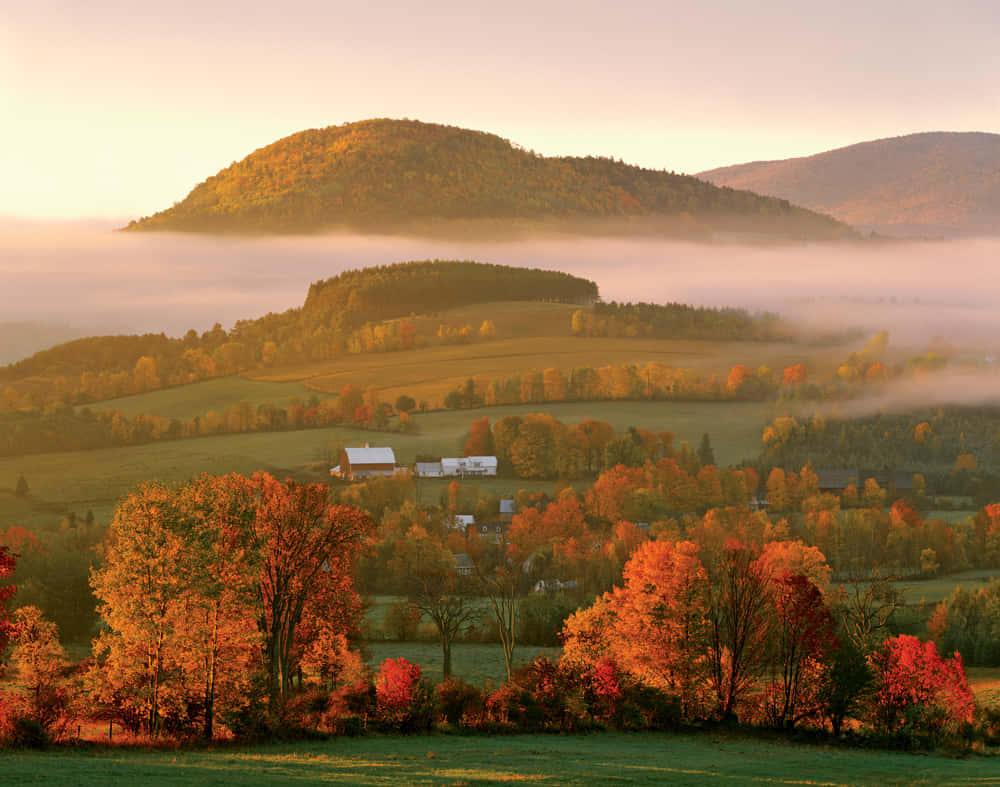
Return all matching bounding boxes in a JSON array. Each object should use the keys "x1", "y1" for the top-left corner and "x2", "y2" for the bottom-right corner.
[{"x1": 816, "y1": 469, "x2": 915, "y2": 494}]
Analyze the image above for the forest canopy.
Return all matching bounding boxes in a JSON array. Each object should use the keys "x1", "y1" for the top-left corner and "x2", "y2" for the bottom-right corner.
[{"x1": 123, "y1": 119, "x2": 851, "y2": 238}]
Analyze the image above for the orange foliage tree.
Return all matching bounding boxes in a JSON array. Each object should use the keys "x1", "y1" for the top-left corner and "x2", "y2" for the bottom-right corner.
[{"x1": 89, "y1": 472, "x2": 373, "y2": 738}]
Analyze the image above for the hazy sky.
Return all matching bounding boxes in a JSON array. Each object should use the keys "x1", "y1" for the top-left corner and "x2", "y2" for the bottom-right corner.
[{"x1": 4, "y1": 0, "x2": 998, "y2": 220}]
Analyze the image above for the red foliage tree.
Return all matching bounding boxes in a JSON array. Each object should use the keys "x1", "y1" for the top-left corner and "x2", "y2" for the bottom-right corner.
[
  {"x1": 764, "y1": 573, "x2": 837, "y2": 728},
  {"x1": 463, "y1": 416, "x2": 493, "y2": 456},
  {"x1": 0, "y1": 546, "x2": 15, "y2": 652},
  {"x1": 869, "y1": 634, "x2": 974, "y2": 739}
]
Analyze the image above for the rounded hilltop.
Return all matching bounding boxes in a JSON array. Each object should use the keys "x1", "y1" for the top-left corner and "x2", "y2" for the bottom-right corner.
[{"x1": 123, "y1": 118, "x2": 851, "y2": 239}]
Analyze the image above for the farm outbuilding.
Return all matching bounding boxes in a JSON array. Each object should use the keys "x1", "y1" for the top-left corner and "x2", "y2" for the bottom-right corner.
[
  {"x1": 441, "y1": 456, "x2": 498, "y2": 477},
  {"x1": 333, "y1": 446, "x2": 397, "y2": 480},
  {"x1": 415, "y1": 462, "x2": 443, "y2": 478}
]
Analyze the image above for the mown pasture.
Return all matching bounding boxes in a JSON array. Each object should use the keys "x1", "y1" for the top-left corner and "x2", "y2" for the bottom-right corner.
[
  {"x1": 896, "y1": 568, "x2": 1000, "y2": 606},
  {"x1": 87, "y1": 377, "x2": 315, "y2": 419},
  {"x1": 363, "y1": 641, "x2": 550, "y2": 685},
  {"x1": 5, "y1": 731, "x2": 998, "y2": 785},
  {"x1": 247, "y1": 300, "x2": 863, "y2": 404},
  {"x1": 2, "y1": 399, "x2": 774, "y2": 530}
]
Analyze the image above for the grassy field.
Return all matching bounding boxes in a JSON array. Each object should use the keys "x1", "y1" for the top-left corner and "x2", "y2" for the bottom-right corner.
[
  {"x1": 87, "y1": 377, "x2": 316, "y2": 419},
  {"x1": 364, "y1": 642, "x2": 551, "y2": 685},
  {"x1": 5, "y1": 731, "x2": 999, "y2": 785},
  {"x1": 3, "y1": 398, "x2": 773, "y2": 532},
  {"x1": 244, "y1": 300, "x2": 861, "y2": 404},
  {"x1": 923, "y1": 510, "x2": 977, "y2": 524},
  {"x1": 968, "y1": 667, "x2": 1000, "y2": 708},
  {"x1": 897, "y1": 568, "x2": 1000, "y2": 605}
]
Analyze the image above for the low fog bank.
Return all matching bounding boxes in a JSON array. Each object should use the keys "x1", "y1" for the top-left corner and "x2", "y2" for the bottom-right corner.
[
  {"x1": 3, "y1": 225, "x2": 999, "y2": 363},
  {"x1": 802, "y1": 370, "x2": 1000, "y2": 421}
]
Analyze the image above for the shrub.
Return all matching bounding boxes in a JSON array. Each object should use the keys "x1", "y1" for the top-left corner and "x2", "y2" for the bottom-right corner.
[
  {"x1": 374, "y1": 658, "x2": 436, "y2": 733},
  {"x1": 324, "y1": 677, "x2": 376, "y2": 735},
  {"x1": 383, "y1": 600, "x2": 421, "y2": 641},
  {"x1": 868, "y1": 635, "x2": 975, "y2": 746},
  {"x1": 483, "y1": 684, "x2": 544, "y2": 731},
  {"x1": 435, "y1": 678, "x2": 482, "y2": 728}
]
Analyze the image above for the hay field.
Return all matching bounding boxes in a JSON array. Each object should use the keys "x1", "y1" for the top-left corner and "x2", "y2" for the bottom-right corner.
[{"x1": 6, "y1": 731, "x2": 998, "y2": 785}]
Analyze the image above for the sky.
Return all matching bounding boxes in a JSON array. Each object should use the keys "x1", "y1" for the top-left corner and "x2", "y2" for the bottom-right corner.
[{"x1": 4, "y1": 0, "x2": 999, "y2": 221}]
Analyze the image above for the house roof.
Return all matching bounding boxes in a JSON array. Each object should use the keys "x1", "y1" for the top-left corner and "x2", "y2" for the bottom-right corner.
[
  {"x1": 464, "y1": 456, "x2": 498, "y2": 467},
  {"x1": 442, "y1": 456, "x2": 498, "y2": 469},
  {"x1": 453, "y1": 553, "x2": 475, "y2": 571},
  {"x1": 816, "y1": 469, "x2": 915, "y2": 490},
  {"x1": 343, "y1": 447, "x2": 396, "y2": 465},
  {"x1": 500, "y1": 499, "x2": 516, "y2": 514}
]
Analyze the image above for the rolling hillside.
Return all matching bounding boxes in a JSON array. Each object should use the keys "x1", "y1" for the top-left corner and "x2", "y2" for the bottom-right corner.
[
  {"x1": 699, "y1": 131, "x2": 1000, "y2": 237},
  {"x1": 123, "y1": 118, "x2": 850, "y2": 240}
]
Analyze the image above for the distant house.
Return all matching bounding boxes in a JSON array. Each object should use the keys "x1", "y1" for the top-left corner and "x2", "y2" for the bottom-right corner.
[
  {"x1": 333, "y1": 446, "x2": 397, "y2": 480},
  {"x1": 449, "y1": 514, "x2": 476, "y2": 531},
  {"x1": 441, "y1": 456, "x2": 498, "y2": 478},
  {"x1": 500, "y1": 499, "x2": 516, "y2": 521},
  {"x1": 453, "y1": 553, "x2": 475, "y2": 576},
  {"x1": 415, "y1": 462, "x2": 443, "y2": 478},
  {"x1": 532, "y1": 578, "x2": 580, "y2": 596},
  {"x1": 816, "y1": 469, "x2": 915, "y2": 495},
  {"x1": 479, "y1": 521, "x2": 507, "y2": 544}
]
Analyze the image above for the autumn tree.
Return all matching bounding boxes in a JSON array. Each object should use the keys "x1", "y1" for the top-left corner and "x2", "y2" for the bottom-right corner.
[
  {"x1": 703, "y1": 539, "x2": 772, "y2": 719},
  {"x1": 868, "y1": 635, "x2": 974, "y2": 741},
  {"x1": 393, "y1": 527, "x2": 476, "y2": 680},
  {"x1": 763, "y1": 573, "x2": 837, "y2": 729},
  {"x1": 247, "y1": 473, "x2": 373, "y2": 706},
  {"x1": 90, "y1": 473, "x2": 373, "y2": 736},
  {"x1": 9, "y1": 605, "x2": 68, "y2": 733},
  {"x1": 562, "y1": 539, "x2": 710, "y2": 715},
  {"x1": 0, "y1": 546, "x2": 17, "y2": 653},
  {"x1": 463, "y1": 416, "x2": 494, "y2": 457},
  {"x1": 90, "y1": 481, "x2": 195, "y2": 735}
]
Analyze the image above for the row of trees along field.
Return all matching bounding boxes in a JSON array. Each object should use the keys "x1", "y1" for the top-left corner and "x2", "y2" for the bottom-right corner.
[
  {"x1": 0, "y1": 261, "x2": 594, "y2": 411},
  {"x1": 571, "y1": 301, "x2": 789, "y2": 341},
  {"x1": 0, "y1": 384, "x2": 413, "y2": 458},
  {"x1": 759, "y1": 407, "x2": 1000, "y2": 502},
  {"x1": 0, "y1": 471, "x2": 990, "y2": 748},
  {"x1": 6, "y1": 412, "x2": 997, "y2": 673}
]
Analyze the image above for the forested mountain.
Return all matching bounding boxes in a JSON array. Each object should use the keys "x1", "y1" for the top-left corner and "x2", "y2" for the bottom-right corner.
[
  {"x1": 123, "y1": 119, "x2": 850, "y2": 239},
  {"x1": 699, "y1": 131, "x2": 1000, "y2": 237}
]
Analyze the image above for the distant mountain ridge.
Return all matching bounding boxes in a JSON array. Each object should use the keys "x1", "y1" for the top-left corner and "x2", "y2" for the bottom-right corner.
[
  {"x1": 698, "y1": 132, "x2": 1000, "y2": 237},
  {"x1": 123, "y1": 118, "x2": 850, "y2": 240}
]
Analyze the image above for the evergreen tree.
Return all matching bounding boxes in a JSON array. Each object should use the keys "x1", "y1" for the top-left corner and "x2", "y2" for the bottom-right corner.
[{"x1": 697, "y1": 433, "x2": 715, "y2": 467}]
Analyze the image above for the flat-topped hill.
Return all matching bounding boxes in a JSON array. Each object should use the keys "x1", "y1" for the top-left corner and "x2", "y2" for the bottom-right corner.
[{"x1": 123, "y1": 119, "x2": 850, "y2": 240}]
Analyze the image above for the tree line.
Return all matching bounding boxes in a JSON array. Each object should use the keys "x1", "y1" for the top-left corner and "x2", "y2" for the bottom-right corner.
[
  {"x1": 572, "y1": 301, "x2": 788, "y2": 342},
  {"x1": 0, "y1": 385, "x2": 410, "y2": 458}
]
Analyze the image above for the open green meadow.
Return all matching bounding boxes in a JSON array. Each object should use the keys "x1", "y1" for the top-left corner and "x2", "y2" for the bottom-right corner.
[
  {"x1": 87, "y1": 377, "x2": 316, "y2": 419},
  {"x1": 3, "y1": 399, "x2": 773, "y2": 530},
  {"x1": 244, "y1": 300, "x2": 862, "y2": 403},
  {"x1": 363, "y1": 642, "x2": 551, "y2": 685},
  {"x1": 5, "y1": 731, "x2": 999, "y2": 785},
  {"x1": 897, "y1": 568, "x2": 1000, "y2": 605}
]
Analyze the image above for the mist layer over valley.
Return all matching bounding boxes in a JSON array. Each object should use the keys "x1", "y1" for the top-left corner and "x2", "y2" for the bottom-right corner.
[{"x1": 3, "y1": 224, "x2": 998, "y2": 368}]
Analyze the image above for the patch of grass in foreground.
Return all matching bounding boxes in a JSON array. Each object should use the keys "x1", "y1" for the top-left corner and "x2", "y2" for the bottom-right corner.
[{"x1": 6, "y1": 731, "x2": 998, "y2": 786}]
